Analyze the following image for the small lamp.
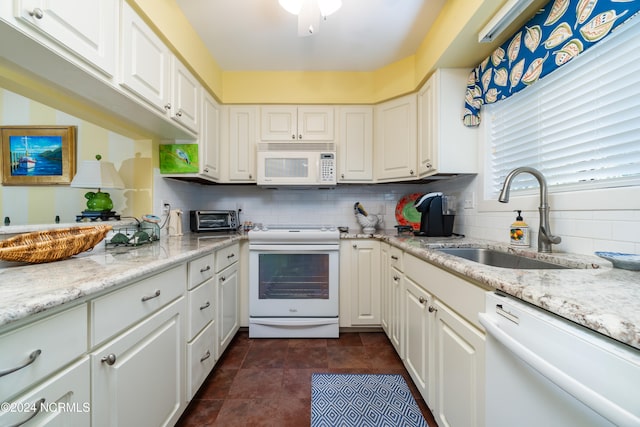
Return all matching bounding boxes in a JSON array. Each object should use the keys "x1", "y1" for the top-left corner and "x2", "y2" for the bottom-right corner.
[{"x1": 71, "y1": 154, "x2": 124, "y2": 219}]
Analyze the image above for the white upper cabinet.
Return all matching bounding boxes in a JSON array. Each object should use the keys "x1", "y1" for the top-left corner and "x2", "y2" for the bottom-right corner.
[
  {"x1": 120, "y1": 1, "x2": 171, "y2": 114},
  {"x1": 200, "y1": 90, "x2": 221, "y2": 180},
  {"x1": 13, "y1": 0, "x2": 117, "y2": 77},
  {"x1": 374, "y1": 94, "x2": 417, "y2": 181},
  {"x1": 418, "y1": 69, "x2": 478, "y2": 177},
  {"x1": 337, "y1": 106, "x2": 373, "y2": 182},
  {"x1": 171, "y1": 58, "x2": 200, "y2": 133},
  {"x1": 261, "y1": 106, "x2": 334, "y2": 141},
  {"x1": 224, "y1": 105, "x2": 258, "y2": 182}
]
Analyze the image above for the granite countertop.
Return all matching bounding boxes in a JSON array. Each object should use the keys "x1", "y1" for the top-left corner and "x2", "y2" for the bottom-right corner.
[
  {"x1": 1, "y1": 228, "x2": 639, "y2": 352},
  {"x1": 0, "y1": 233, "x2": 240, "y2": 328}
]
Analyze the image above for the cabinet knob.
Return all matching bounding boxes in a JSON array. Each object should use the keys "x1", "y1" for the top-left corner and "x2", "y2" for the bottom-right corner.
[
  {"x1": 426, "y1": 162, "x2": 432, "y2": 169},
  {"x1": 249, "y1": 174, "x2": 252, "y2": 179},
  {"x1": 101, "y1": 353, "x2": 117, "y2": 365},
  {"x1": 291, "y1": 134, "x2": 296, "y2": 139},
  {"x1": 176, "y1": 109, "x2": 183, "y2": 117},
  {"x1": 204, "y1": 168, "x2": 209, "y2": 173},
  {"x1": 418, "y1": 296, "x2": 427, "y2": 304},
  {"x1": 164, "y1": 103, "x2": 171, "y2": 111},
  {"x1": 410, "y1": 169, "x2": 415, "y2": 175},
  {"x1": 298, "y1": 134, "x2": 302, "y2": 140},
  {"x1": 352, "y1": 244, "x2": 357, "y2": 248},
  {"x1": 141, "y1": 290, "x2": 161, "y2": 302},
  {"x1": 0, "y1": 349, "x2": 41, "y2": 378},
  {"x1": 393, "y1": 275, "x2": 400, "y2": 281},
  {"x1": 200, "y1": 350, "x2": 211, "y2": 363},
  {"x1": 428, "y1": 306, "x2": 438, "y2": 313},
  {"x1": 341, "y1": 173, "x2": 345, "y2": 179},
  {"x1": 14, "y1": 397, "x2": 45, "y2": 426},
  {"x1": 29, "y1": 8, "x2": 44, "y2": 19},
  {"x1": 220, "y1": 276, "x2": 226, "y2": 282}
]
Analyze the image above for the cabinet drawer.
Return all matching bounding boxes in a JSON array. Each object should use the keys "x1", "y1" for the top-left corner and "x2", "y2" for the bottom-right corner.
[
  {"x1": 0, "y1": 304, "x2": 87, "y2": 403},
  {"x1": 187, "y1": 279, "x2": 215, "y2": 340},
  {"x1": 91, "y1": 264, "x2": 186, "y2": 346},
  {"x1": 188, "y1": 254, "x2": 215, "y2": 290},
  {"x1": 215, "y1": 243, "x2": 239, "y2": 273},
  {"x1": 0, "y1": 357, "x2": 90, "y2": 426},
  {"x1": 186, "y1": 320, "x2": 217, "y2": 400},
  {"x1": 390, "y1": 246, "x2": 403, "y2": 271}
]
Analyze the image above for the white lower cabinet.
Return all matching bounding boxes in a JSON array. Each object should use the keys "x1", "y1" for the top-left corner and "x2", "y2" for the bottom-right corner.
[
  {"x1": 0, "y1": 357, "x2": 90, "y2": 426},
  {"x1": 403, "y1": 275, "x2": 433, "y2": 403},
  {"x1": 340, "y1": 240, "x2": 381, "y2": 326},
  {"x1": 433, "y1": 300, "x2": 485, "y2": 427},
  {"x1": 91, "y1": 297, "x2": 185, "y2": 427},
  {"x1": 218, "y1": 261, "x2": 239, "y2": 354}
]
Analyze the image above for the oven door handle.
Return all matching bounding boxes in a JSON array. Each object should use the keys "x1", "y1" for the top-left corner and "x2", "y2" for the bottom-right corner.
[
  {"x1": 249, "y1": 244, "x2": 339, "y2": 251},
  {"x1": 250, "y1": 318, "x2": 338, "y2": 327}
]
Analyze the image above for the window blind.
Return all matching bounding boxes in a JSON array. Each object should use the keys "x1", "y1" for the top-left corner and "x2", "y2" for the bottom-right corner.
[{"x1": 486, "y1": 17, "x2": 640, "y2": 197}]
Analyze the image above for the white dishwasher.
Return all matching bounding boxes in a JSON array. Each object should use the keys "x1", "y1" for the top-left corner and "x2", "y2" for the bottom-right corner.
[{"x1": 479, "y1": 291, "x2": 640, "y2": 427}]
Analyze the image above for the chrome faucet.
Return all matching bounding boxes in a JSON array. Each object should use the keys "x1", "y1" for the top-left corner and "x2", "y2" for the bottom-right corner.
[{"x1": 498, "y1": 167, "x2": 561, "y2": 253}]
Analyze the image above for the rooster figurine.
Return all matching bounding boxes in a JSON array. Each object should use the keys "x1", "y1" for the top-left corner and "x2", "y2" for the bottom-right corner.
[{"x1": 354, "y1": 202, "x2": 380, "y2": 234}]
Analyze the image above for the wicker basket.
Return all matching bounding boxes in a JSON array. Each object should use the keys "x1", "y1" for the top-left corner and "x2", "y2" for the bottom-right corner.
[{"x1": 0, "y1": 225, "x2": 112, "y2": 264}]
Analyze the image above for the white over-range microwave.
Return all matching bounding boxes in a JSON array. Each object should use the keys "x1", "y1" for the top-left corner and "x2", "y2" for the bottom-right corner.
[{"x1": 256, "y1": 142, "x2": 336, "y2": 186}]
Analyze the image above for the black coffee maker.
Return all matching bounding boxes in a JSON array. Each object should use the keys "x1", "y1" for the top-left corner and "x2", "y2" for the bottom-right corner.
[{"x1": 413, "y1": 192, "x2": 455, "y2": 237}]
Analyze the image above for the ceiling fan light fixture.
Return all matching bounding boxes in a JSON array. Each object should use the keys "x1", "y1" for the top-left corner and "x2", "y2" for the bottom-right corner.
[
  {"x1": 318, "y1": 0, "x2": 342, "y2": 17},
  {"x1": 279, "y1": 0, "x2": 303, "y2": 15}
]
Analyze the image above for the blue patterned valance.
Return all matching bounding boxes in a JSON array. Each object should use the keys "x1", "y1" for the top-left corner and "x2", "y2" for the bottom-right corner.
[{"x1": 463, "y1": 0, "x2": 640, "y2": 127}]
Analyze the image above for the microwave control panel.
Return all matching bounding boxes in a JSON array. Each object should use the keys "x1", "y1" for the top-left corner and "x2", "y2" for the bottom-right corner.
[{"x1": 320, "y1": 153, "x2": 336, "y2": 183}]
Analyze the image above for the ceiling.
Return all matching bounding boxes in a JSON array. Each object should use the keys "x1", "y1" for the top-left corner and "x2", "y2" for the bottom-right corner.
[{"x1": 175, "y1": 0, "x2": 446, "y2": 72}]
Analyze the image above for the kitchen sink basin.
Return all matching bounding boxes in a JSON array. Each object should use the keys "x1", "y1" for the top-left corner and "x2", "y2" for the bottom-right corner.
[{"x1": 435, "y1": 247, "x2": 570, "y2": 269}]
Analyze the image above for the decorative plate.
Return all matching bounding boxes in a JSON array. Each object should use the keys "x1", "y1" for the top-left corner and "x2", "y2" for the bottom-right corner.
[
  {"x1": 395, "y1": 193, "x2": 422, "y2": 231},
  {"x1": 595, "y1": 252, "x2": 640, "y2": 271}
]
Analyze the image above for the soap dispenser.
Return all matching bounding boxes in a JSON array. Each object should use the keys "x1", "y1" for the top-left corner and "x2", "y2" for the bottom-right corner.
[{"x1": 510, "y1": 210, "x2": 530, "y2": 247}]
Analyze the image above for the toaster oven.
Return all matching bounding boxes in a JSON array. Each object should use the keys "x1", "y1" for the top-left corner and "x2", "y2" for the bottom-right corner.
[{"x1": 190, "y1": 210, "x2": 238, "y2": 232}]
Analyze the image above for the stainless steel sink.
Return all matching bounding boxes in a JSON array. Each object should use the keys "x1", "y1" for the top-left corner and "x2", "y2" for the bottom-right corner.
[{"x1": 435, "y1": 247, "x2": 570, "y2": 269}]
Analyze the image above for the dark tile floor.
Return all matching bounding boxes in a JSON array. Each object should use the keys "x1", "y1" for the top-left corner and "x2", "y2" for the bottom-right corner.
[{"x1": 176, "y1": 330, "x2": 438, "y2": 426}]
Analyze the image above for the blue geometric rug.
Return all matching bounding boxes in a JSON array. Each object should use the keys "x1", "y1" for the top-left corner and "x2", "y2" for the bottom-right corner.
[{"x1": 311, "y1": 373, "x2": 428, "y2": 427}]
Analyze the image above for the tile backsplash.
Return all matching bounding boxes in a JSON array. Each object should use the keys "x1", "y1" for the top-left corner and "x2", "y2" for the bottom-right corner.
[{"x1": 155, "y1": 171, "x2": 640, "y2": 256}]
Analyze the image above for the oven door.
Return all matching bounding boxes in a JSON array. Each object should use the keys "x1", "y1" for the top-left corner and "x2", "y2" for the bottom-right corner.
[{"x1": 249, "y1": 244, "x2": 339, "y2": 317}]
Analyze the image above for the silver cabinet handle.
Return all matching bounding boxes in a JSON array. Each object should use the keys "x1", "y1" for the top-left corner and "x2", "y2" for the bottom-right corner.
[
  {"x1": 428, "y1": 306, "x2": 437, "y2": 313},
  {"x1": 176, "y1": 109, "x2": 183, "y2": 117},
  {"x1": 0, "y1": 349, "x2": 42, "y2": 378},
  {"x1": 227, "y1": 253, "x2": 235, "y2": 259},
  {"x1": 200, "y1": 265, "x2": 211, "y2": 273},
  {"x1": 141, "y1": 290, "x2": 161, "y2": 302},
  {"x1": 391, "y1": 255, "x2": 399, "y2": 260},
  {"x1": 291, "y1": 134, "x2": 296, "y2": 139},
  {"x1": 352, "y1": 244, "x2": 357, "y2": 248},
  {"x1": 204, "y1": 168, "x2": 209, "y2": 173},
  {"x1": 164, "y1": 103, "x2": 171, "y2": 111},
  {"x1": 200, "y1": 350, "x2": 211, "y2": 362},
  {"x1": 298, "y1": 134, "x2": 302, "y2": 140},
  {"x1": 29, "y1": 8, "x2": 44, "y2": 19},
  {"x1": 418, "y1": 296, "x2": 427, "y2": 304},
  {"x1": 410, "y1": 169, "x2": 415, "y2": 175},
  {"x1": 393, "y1": 275, "x2": 400, "y2": 281},
  {"x1": 341, "y1": 173, "x2": 345, "y2": 179},
  {"x1": 11, "y1": 397, "x2": 45, "y2": 427},
  {"x1": 220, "y1": 276, "x2": 226, "y2": 282},
  {"x1": 200, "y1": 301, "x2": 210, "y2": 310},
  {"x1": 101, "y1": 353, "x2": 117, "y2": 365}
]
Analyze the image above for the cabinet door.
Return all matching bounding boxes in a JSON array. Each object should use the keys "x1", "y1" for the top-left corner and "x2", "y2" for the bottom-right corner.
[
  {"x1": 120, "y1": 1, "x2": 171, "y2": 113},
  {"x1": 297, "y1": 106, "x2": 334, "y2": 141},
  {"x1": 201, "y1": 91, "x2": 221, "y2": 180},
  {"x1": 348, "y1": 241, "x2": 381, "y2": 325},
  {"x1": 260, "y1": 106, "x2": 297, "y2": 141},
  {"x1": 389, "y1": 265, "x2": 403, "y2": 356},
  {"x1": 15, "y1": 0, "x2": 117, "y2": 77},
  {"x1": 91, "y1": 297, "x2": 185, "y2": 427},
  {"x1": 218, "y1": 263, "x2": 239, "y2": 355},
  {"x1": 380, "y1": 243, "x2": 390, "y2": 334},
  {"x1": 417, "y1": 76, "x2": 436, "y2": 176},
  {"x1": 404, "y1": 276, "x2": 433, "y2": 404},
  {"x1": 0, "y1": 358, "x2": 90, "y2": 427},
  {"x1": 227, "y1": 106, "x2": 258, "y2": 181},
  {"x1": 375, "y1": 94, "x2": 417, "y2": 181},
  {"x1": 171, "y1": 57, "x2": 200, "y2": 132},
  {"x1": 433, "y1": 300, "x2": 485, "y2": 427},
  {"x1": 338, "y1": 106, "x2": 373, "y2": 182}
]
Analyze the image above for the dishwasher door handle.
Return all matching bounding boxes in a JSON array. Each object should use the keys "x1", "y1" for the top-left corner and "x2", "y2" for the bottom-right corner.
[{"x1": 479, "y1": 313, "x2": 640, "y2": 427}]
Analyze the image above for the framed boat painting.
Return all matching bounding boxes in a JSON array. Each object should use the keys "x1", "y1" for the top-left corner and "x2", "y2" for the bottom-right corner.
[{"x1": 1, "y1": 126, "x2": 77, "y2": 185}]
